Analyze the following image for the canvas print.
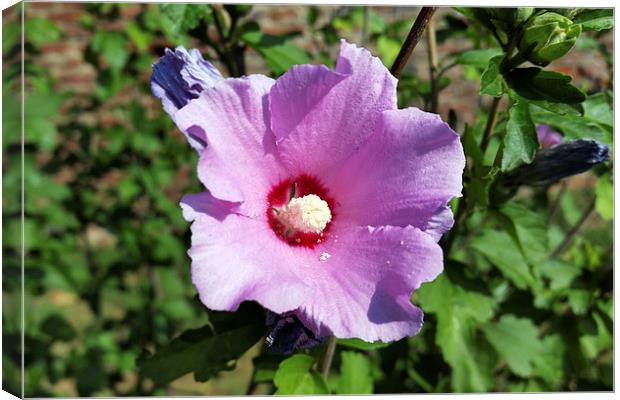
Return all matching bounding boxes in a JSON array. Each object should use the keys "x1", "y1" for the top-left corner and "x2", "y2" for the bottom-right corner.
[{"x1": 1, "y1": 2, "x2": 614, "y2": 396}]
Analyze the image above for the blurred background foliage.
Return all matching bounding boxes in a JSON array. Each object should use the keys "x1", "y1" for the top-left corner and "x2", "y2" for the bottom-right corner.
[{"x1": 2, "y1": 3, "x2": 613, "y2": 396}]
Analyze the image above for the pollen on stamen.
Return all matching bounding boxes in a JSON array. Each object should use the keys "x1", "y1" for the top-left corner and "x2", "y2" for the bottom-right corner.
[
  {"x1": 280, "y1": 194, "x2": 332, "y2": 234},
  {"x1": 267, "y1": 175, "x2": 336, "y2": 248}
]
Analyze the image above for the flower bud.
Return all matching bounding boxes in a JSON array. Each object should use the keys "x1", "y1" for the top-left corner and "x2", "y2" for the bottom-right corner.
[
  {"x1": 537, "y1": 124, "x2": 564, "y2": 148},
  {"x1": 265, "y1": 312, "x2": 327, "y2": 354},
  {"x1": 491, "y1": 139, "x2": 610, "y2": 205},
  {"x1": 490, "y1": 8, "x2": 534, "y2": 27},
  {"x1": 151, "y1": 46, "x2": 223, "y2": 115},
  {"x1": 519, "y1": 12, "x2": 581, "y2": 65}
]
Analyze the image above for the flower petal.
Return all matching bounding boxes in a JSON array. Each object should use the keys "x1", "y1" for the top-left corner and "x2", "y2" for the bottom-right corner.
[
  {"x1": 325, "y1": 107, "x2": 465, "y2": 231},
  {"x1": 180, "y1": 191, "x2": 241, "y2": 222},
  {"x1": 189, "y1": 212, "x2": 311, "y2": 313},
  {"x1": 295, "y1": 224, "x2": 443, "y2": 342},
  {"x1": 272, "y1": 39, "x2": 398, "y2": 177},
  {"x1": 152, "y1": 46, "x2": 223, "y2": 151},
  {"x1": 173, "y1": 75, "x2": 288, "y2": 217},
  {"x1": 423, "y1": 205, "x2": 455, "y2": 242}
]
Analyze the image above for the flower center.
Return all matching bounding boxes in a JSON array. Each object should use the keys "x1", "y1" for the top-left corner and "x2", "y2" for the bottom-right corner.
[
  {"x1": 267, "y1": 175, "x2": 335, "y2": 248},
  {"x1": 278, "y1": 194, "x2": 332, "y2": 234}
]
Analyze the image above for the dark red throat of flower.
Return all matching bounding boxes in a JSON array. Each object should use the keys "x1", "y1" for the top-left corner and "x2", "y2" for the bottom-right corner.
[{"x1": 267, "y1": 174, "x2": 336, "y2": 248}]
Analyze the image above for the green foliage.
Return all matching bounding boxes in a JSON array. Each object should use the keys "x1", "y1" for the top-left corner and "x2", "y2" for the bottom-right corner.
[
  {"x1": 137, "y1": 303, "x2": 265, "y2": 384},
  {"x1": 501, "y1": 98, "x2": 538, "y2": 171},
  {"x1": 417, "y1": 274, "x2": 497, "y2": 392},
  {"x1": 505, "y1": 68, "x2": 585, "y2": 114},
  {"x1": 338, "y1": 338, "x2": 389, "y2": 350},
  {"x1": 242, "y1": 30, "x2": 310, "y2": 76},
  {"x1": 25, "y1": 17, "x2": 62, "y2": 46},
  {"x1": 91, "y1": 31, "x2": 129, "y2": 71},
  {"x1": 337, "y1": 351, "x2": 374, "y2": 394},
  {"x1": 4, "y1": 4, "x2": 612, "y2": 396},
  {"x1": 479, "y1": 55, "x2": 505, "y2": 96},
  {"x1": 482, "y1": 315, "x2": 543, "y2": 377},
  {"x1": 273, "y1": 354, "x2": 329, "y2": 394},
  {"x1": 573, "y1": 9, "x2": 613, "y2": 31},
  {"x1": 160, "y1": 3, "x2": 213, "y2": 35},
  {"x1": 519, "y1": 12, "x2": 581, "y2": 65}
]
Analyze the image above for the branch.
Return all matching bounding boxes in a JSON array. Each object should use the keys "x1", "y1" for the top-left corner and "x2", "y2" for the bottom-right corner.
[
  {"x1": 390, "y1": 7, "x2": 437, "y2": 78},
  {"x1": 426, "y1": 16, "x2": 439, "y2": 113},
  {"x1": 320, "y1": 336, "x2": 338, "y2": 379},
  {"x1": 480, "y1": 96, "x2": 501, "y2": 153},
  {"x1": 552, "y1": 198, "x2": 596, "y2": 257}
]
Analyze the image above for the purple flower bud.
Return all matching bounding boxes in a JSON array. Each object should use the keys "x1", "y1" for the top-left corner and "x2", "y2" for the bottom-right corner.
[
  {"x1": 265, "y1": 312, "x2": 327, "y2": 355},
  {"x1": 536, "y1": 124, "x2": 564, "y2": 148},
  {"x1": 508, "y1": 139, "x2": 610, "y2": 186},
  {"x1": 151, "y1": 46, "x2": 223, "y2": 116},
  {"x1": 492, "y1": 139, "x2": 610, "y2": 205}
]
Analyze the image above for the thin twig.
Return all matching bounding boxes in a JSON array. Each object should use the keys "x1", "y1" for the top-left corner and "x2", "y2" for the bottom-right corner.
[
  {"x1": 480, "y1": 96, "x2": 501, "y2": 153},
  {"x1": 245, "y1": 370, "x2": 259, "y2": 396},
  {"x1": 426, "y1": 16, "x2": 439, "y2": 113},
  {"x1": 320, "y1": 336, "x2": 338, "y2": 379},
  {"x1": 361, "y1": 7, "x2": 370, "y2": 46},
  {"x1": 552, "y1": 197, "x2": 596, "y2": 257},
  {"x1": 390, "y1": 7, "x2": 437, "y2": 78}
]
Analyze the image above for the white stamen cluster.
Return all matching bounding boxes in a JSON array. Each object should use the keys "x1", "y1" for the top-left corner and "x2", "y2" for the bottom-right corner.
[{"x1": 279, "y1": 194, "x2": 332, "y2": 234}]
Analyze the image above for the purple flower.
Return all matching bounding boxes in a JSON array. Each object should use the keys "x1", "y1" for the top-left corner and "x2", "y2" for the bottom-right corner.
[
  {"x1": 152, "y1": 46, "x2": 223, "y2": 151},
  {"x1": 153, "y1": 40, "x2": 465, "y2": 342},
  {"x1": 537, "y1": 124, "x2": 564, "y2": 148}
]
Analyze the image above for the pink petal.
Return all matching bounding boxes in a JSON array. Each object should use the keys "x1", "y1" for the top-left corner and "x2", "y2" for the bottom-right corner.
[
  {"x1": 188, "y1": 212, "x2": 312, "y2": 313},
  {"x1": 180, "y1": 191, "x2": 241, "y2": 222},
  {"x1": 271, "y1": 39, "x2": 398, "y2": 177},
  {"x1": 324, "y1": 107, "x2": 465, "y2": 231},
  {"x1": 295, "y1": 224, "x2": 444, "y2": 342},
  {"x1": 173, "y1": 75, "x2": 288, "y2": 217},
  {"x1": 423, "y1": 205, "x2": 455, "y2": 242}
]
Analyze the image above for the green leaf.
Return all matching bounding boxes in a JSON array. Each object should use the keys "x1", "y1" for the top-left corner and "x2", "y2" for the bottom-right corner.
[
  {"x1": 91, "y1": 31, "x2": 129, "y2": 71},
  {"x1": 417, "y1": 275, "x2": 497, "y2": 392},
  {"x1": 470, "y1": 230, "x2": 537, "y2": 290},
  {"x1": 337, "y1": 338, "x2": 389, "y2": 351},
  {"x1": 252, "y1": 354, "x2": 286, "y2": 383},
  {"x1": 482, "y1": 315, "x2": 543, "y2": 377},
  {"x1": 498, "y1": 201, "x2": 549, "y2": 265},
  {"x1": 242, "y1": 31, "x2": 310, "y2": 76},
  {"x1": 3, "y1": 21, "x2": 20, "y2": 53},
  {"x1": 273, "y1": 354, "x2": 329, "y2": 395},
  {"x1": 25, "y1": 17, "x2": 61, "y2": 47},
  {"x1": 125, "y1": 22, "x2": 153, "y2": 52},
  {"x1": 40, "y1": 314, "x2": 77, "y2": 341},
  {"x1": 376, "y1": 35, "x2": 401, "y2": 67},
  {"x1": 583, "y1": 92, "x2": 613, "y2": 132},
  {"x1": 530, "y1": 104, "x2": 611, "y2": 145},
  {"x1": 595, "y1": 173, "x2": 613, "y2": 221},
  {"x1": 532, "y1": 334, "x2": 566, "y2": 386},
  {"x1": 160, "y1": 4, "x2": 213, "y2": 35},
  {"x1": 538, "y1": 259, "x2": 582, "y2": 290},
  {"x1": 506, "y1": 68, "x2": 585, "y2": 115},
  {"x1": 337, "y1": 351, "x2": 373, "y2": 394},
  {"x1": 501, "y1": 98, "x2": 538, "y2": 171},
  {"x1": 136, "y1": 302, "x2": 264, "y2": 384},
  {"x1": 455, "y1": 48, "x2": 503, "y2": 69},
  {"x1": 467, "y1": 165, "x2": 499, "y2": 210},
  {"x1": 568, "y1": 289, "x2": 592, "y2": 315},
  {"x1": 479, "y1": 55, "x2": 505, "y2": 97},
  {"x1": 573, "y1": 9, "x2": 613, "y2": 31}
]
